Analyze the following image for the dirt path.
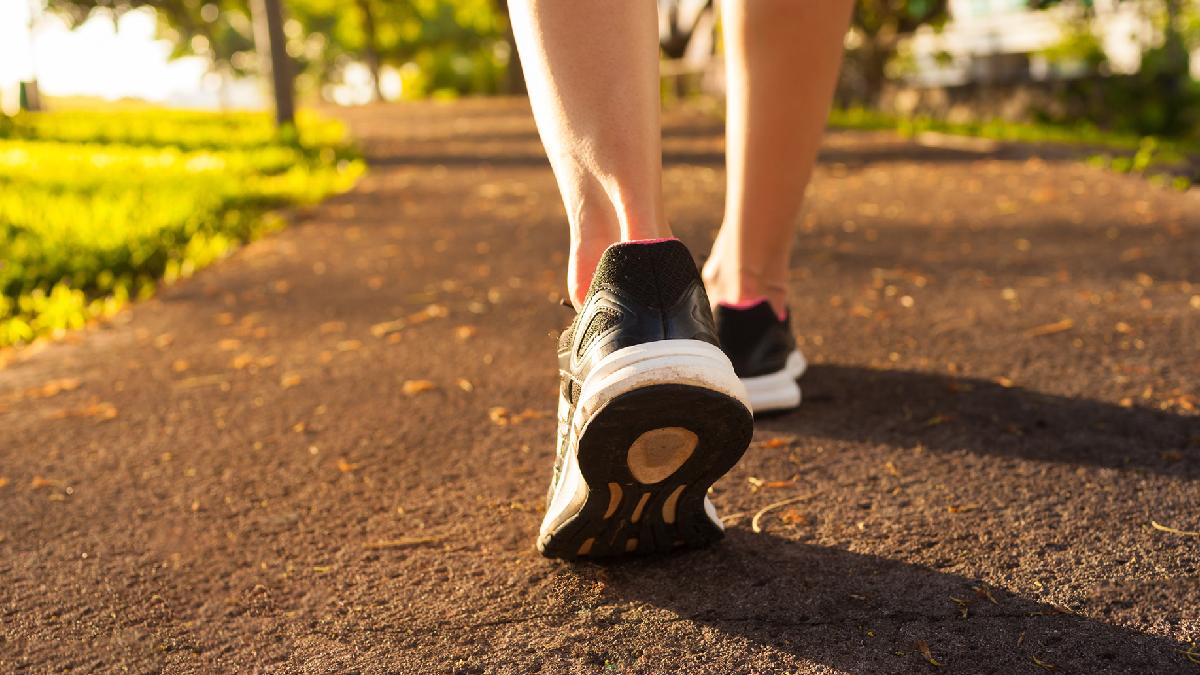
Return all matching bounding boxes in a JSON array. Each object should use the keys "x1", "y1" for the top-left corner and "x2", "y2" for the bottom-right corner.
[{"x1": 2, "y1": 99, "x2": 1198, "y2": 673}]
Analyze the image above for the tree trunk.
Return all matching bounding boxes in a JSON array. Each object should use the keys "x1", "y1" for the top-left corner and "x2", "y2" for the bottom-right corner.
[
  {"x1": 356, "y1": 0, "x2": 385, "y2": 102},
  {"x1": 250, "y1": 0, "x2": 295, "y2": 128},
  {"x1": 860, "y1": 38, "x2": 893, "y2": 106},
  {"x1": 494, "y1": 0, "x2": 526, "y2": 96}
]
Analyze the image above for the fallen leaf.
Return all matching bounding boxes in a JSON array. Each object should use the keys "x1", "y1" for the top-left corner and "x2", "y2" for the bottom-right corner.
[
  {"x1": 1024, "y1": 318, "x2": 1074, "y2": 338},
  {"x1": 1150, "y1": 520, "x2": 1200, "y2": 536},
  {"x1": 172, "y1": 359, "x2": 190, "y2": 373},
  {"x1": 46, "y1": 401, "x2": 117, "y2": 421},
  {"x1": 1031, "y1": 655, "x2": 1056, "y2": 670},
  {"x1": 408, "y1": 304, "x2": 449, "y2": 325},
  {"x1": 23, "y1": 378, "x2": 83, "y2": 400},
  {"x1": 154, "y1": 333, "x2": 175, "y2": 348},
  {"x1": 214, "y1": 313, "x2": 235, "y2": 326},
  {"x1": 454, "y1": 325, "x2": 477, "y2": 341},
  {"x1": 232, "y1": 354, "x2": 254, "y2": 369},
  {"x1": 456, "y1": 378, "x2": 474, "y2": 392},
  {"x1": 972, "y1": 585, "x2": 999, "y2": 605},
  {"x1": 336, "y1": 339, "x2": 362, "y2": 352},
  {"x1": 915, "y1": 640, "x2": 942, "y2": 667},
  {"x1": 30, "y1": 476, "x2": 58, "y2": 490},
  {"x1": 752, "y1": 494, "x2": 817, "y2": 533},
  {"x1": 760, "y1": 437, "x2": 789, "y2": 449},
  {"x1": 488, "y1": 406, "x2": 510, "y2": 425},
  {"x1": 950, "y1": 596, "x2": 971, "y2": 619},
  {"x1": 403, "y1": 380, "x2": 436, "y2": 395},
  {"x1": 319, "y1": 321, "x2": 346, "y2": 334},
  {"x1": 370, "y1": 319, "x2": 406, "y2": 338},
  {"x1": 0, "y1": 477, "x2": 8, "y2": 489},
  {"x1": 336, "y1": 458, "x2": 359, "y2": 473},
  {"x1": 363, "y1": 535, "x2": 446, "y2": 549},
  {"x1": 217, "y1": 339, "x2": 241, "y2": 351},
  {"x1": 281, "y1": 373, "x2": 302, "y2": 388}
]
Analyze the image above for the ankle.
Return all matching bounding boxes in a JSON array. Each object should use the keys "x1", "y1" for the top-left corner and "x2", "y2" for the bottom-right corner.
[
  {"x1": 568, "y1": 232, "x2": 677, "y2": 309},
  {"x1": 701, "y1": 259, "x2": 788, "y2": 319}
]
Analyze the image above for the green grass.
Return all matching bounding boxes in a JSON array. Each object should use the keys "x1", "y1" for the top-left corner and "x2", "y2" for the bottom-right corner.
[
  {"x1": 828, "y1": 107, "x2": 1198, "y2": 189},
  {"x1": 0, "y1": 109, "x2": 364, "y2": 348}
]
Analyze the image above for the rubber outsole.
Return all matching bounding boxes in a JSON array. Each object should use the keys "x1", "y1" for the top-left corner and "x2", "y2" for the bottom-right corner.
[{"x1": 538, "y1": 383, "x2": 754, "y2": 560}]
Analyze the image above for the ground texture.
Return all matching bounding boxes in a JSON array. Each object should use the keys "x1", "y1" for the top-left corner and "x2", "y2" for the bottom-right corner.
[{"x1": 2, "y1": 99, "x2": 1198, "y2": 673}]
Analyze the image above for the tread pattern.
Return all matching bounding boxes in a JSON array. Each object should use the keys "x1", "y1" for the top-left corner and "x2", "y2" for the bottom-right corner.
[{"x1": 539, "y1": 384, "x2": 753, "y2": 560}]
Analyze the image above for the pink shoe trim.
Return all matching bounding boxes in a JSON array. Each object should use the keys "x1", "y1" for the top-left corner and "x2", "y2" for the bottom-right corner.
[
  {"x1": 619, "y1": 237, "x2": 677, "y2": 245},
  {"x1": 717, "y1": 297, "x2": 787, "y2": 321}
]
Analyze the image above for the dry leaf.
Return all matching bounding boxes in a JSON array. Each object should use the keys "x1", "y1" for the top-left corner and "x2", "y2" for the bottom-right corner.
[
  {"x1": 214, "y1": 313, "x2": 235, "y2": 326},
  {"x1": 336, "y1": 340, "x2": 362, "y2": 352},
  {"x1": 915, "y1": 640, "x2": 942, "y2": 667},
  {"x1": 488, "y1": 406, "x2": 510, "y2": 425},
  {"x1": 217, "y1": 338, "x2": 241, "y2": 351},
  {"x1": 172, "y1": 359, "x2": 190, "y2": 373},
  {"x1": 454, "y1": 325, "x2": 478, "y2": 341},
  {"x1": 336, "y1": 458, "x2": 359, "y2": 473},
  {"x1": 1024, "y1": 318, "x2": 1074, "y2": 338},
  {"x1": 370, "y1": 320, "x2": 406, "y2": 338},
  {"x1": 0, "y1": 477, "x2": 9, "y2": 489},
  {"x1": 1150, "y1": 520, "x2": 1200, "y2": 536},
  {"x1": 760, "y1": 437, "x2": 789, "y2": 449},
  {"x1": 319, "y1": 321, "x2": 346, "y2": 334},
  {"x1": 232, "y1": 354, "x2": 254, "y2": 369},
  {"x1": 363, "y1": 535, "x2": 446, "y2": 549},
  {"x1": 47, "y1": 401, "x2": 117, "y2": 421},
  {"x1": 403, "y1": 380, "x2": 437, "y2": 395},
  {"x1": 30, "y1": 476, "x2": 58, "y2": 490},
  {"x1": 1030, "y1": 655, "x2": 1056, "y2": 670},
  {"x1": 154, "y1": 333, "x2": 174, "y2": 348},
  {"x1": 281, "y1": 373, "x2": 302, "y2": 388},
  {"x1": 456, "y1": 378, "x2": 474, "y2": 392},
  {"x1": 408, "y1": 304, "x2": 449, "y2": 325},
  {"x1": 23, "y1": 378, "x2": 82, "y2": 400}
]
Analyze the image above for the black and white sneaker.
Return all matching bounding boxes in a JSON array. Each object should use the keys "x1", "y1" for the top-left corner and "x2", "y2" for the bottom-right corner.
[
  {"x1": 539, "y1": 239, "x2": 754, "y2": 559},
  {"x1": 713, "y1": 299, "x2": 807, "y2": 414}
]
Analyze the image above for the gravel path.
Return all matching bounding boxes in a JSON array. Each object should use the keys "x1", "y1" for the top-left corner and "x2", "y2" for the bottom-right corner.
[{"x1": 2, "y1": 99, "x2": 1198, "y2": 673}]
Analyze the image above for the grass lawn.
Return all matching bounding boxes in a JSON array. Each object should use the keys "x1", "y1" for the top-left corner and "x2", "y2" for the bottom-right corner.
[{"x1": 0, "y1": 109, "x2": 363, "y2": 348}]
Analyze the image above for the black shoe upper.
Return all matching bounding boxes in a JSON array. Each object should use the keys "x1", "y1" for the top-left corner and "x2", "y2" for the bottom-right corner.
[
  {"x1": 558, "y1": 239, "x2": 719, "y2": 402},
  {"x1": 713, "y1": 300, "x2": 796, "y2": 378},
  {"x1": 549, "y1": 240, "x2": 718, "y2": 504}
]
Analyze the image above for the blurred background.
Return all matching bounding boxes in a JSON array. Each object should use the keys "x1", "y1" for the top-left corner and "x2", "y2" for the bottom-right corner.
[
  {"x1": 1, "y1": 0, "x2": 1198, "y2": 349},
  {"x1": 3, "y1": 0, "x2": 1199, "y2": 133}
]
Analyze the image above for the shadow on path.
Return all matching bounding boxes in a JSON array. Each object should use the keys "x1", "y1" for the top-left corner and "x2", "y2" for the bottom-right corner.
[
  {"x1": 762, "y1": 365, "x2": 1198, "y2": 479},
  {"x1": 588, "y1": 531, "x2": 1193, "y2": 673}
]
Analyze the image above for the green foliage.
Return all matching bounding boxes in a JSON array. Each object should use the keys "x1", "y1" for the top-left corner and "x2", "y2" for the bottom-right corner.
[
  {"x1": 829, "y1": 106, "x2": 1198, "y2": 187},
  {"x1": 0, "y1": 109, "x2": 363, "y2": 348},
  {"x1": 46, "y1": 0, "x2": 510, "y2": 100}
]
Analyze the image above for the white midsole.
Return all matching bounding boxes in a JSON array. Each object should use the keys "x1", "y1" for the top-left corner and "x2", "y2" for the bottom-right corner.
[
  {"x1": 539, "y1": 340, "x2": 749, "y2": 541},
  {"x1": 741, "y1": 350, "x2": 806, "y2": 414}
]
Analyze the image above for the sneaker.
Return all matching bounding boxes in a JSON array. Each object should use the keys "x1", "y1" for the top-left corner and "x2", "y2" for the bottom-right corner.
[
  {"x1": 713, "y1": 299, "x2": 807, "y2": 414},
  {"x1": 538, "y1": 239, "x2": 754, "y2": 559}
]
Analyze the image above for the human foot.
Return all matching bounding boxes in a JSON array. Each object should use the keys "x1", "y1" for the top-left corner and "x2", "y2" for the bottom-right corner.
[{"x1": 539, "y1": 239, "x2": 753, "y2": 558}]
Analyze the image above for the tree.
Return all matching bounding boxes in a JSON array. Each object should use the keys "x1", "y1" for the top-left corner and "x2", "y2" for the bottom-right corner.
[
  {"x1": 46, "y1": 0, "x2": 292, "y2": 126},
  {"x1": 850, "y1": 0, "x2": 950, "y2": 103}
]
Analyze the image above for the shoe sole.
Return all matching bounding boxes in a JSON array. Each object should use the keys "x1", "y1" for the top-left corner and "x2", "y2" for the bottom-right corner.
[
  {"x1": 538, "y1": 341, "x2": 753, "y2": 559},
  {"x1": 742, "y1": 350, "x2": 807, "y2": 414}
]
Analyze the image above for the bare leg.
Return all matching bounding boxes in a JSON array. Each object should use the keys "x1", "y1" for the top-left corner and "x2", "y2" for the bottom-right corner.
[
  {"x1": 508, "y1": 0, "x2": 667, "y2": 308},
  {"x1": 703, "y1": 0, "x2": 854, "y2": 316}
]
